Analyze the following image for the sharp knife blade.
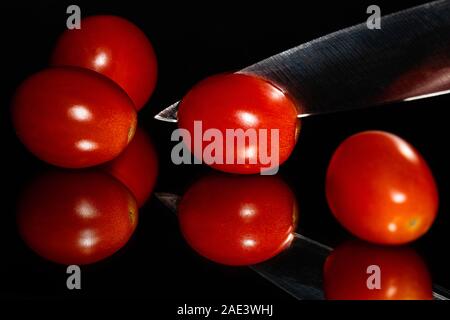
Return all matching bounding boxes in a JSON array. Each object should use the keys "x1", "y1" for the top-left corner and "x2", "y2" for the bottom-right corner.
[
  {"x1": 155, "y1": 192, "x2": 450, "y2": 300},
  {"x1": 155, "y1": 0, "x2": 450, "y2": 122}
]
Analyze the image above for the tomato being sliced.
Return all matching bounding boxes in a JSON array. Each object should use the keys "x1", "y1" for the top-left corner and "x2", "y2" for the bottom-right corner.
[
  {"x1": 12, "y1": 67, "x2": 137, "y2": 168},
  {"x1": 17, "y1": 170, "x2": 138, "y2": 265},
  {"x1": 323, "y1": 240, "x2": 433, "y2": 300},
  {"x1": 178, "y1": 174, "x2": 297, "y2": 265},
  {"x1": 51, "y1": 15, "x2": 157, "y2": 110},
  {"x1": 177, "y1": 73, "x2": 300, "y2": 174},
  {"x1": 326, "y1": 131, "x2": 438, "y2": 245},
  {"x1": 104, "y1": 127, "x2": 158, "y2": 207}
]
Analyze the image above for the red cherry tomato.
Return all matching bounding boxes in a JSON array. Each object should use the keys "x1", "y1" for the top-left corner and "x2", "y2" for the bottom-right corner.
[
  {"x1": 178, "y1": 175, "x2": 297, "y2": 265},
  {"x1": 51, "y1": 15, "x2": 157, "y2": 110},
  {"x1": 177, "y1": 73, "x2": 300, "y2": 174},
  {"x1": 326, "y1": 131, "x2": 438, "y2": 245},
  {"x1": 382, "y1": 66, "x2": 450, "y2": 101},
  {"x1": 104, "y1": 127, "x2": 158, "y2": 207},
  {"x1": 12, "y1": 67, "x2": 137, "y2": 168},
  {"x1": 17, "y1": 170, "x2": 138, "y2": 265},
  {"x1": 323, "y1": 240, "x2": 433, "y2": 300}
]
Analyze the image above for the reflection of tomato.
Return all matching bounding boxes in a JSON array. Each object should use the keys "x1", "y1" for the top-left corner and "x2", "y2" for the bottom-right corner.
[
  {"x1": 178, "y1": 175, "x2": 297, "y2": 265},
  {"x1": 381, "y1": 45, "x2": 450, "y2": 101},
  {"x1": 104, "y1": 128, "x2": 158, "y2": 207},
  {"x1": 382, "y1": 65, "x2": 450, "y2": 101},
  {"x1": 326, "y1": 131, "x2": 438, "y2": 245},
  {"x1": 12, "y1": 67, "x2": 137, "y2": 168},
  {"x1": 51, "y1": 15, "x2": 157, "y2": 110},
  {"x1": 17, "y1": 170, "x2": 138, "y2": 265},
  {"x1": 177, "y1": 73, "x2": 300, "y2": 174},
  {"x1": 323, "y1": 240, "x2": 433, "y2": 300}
]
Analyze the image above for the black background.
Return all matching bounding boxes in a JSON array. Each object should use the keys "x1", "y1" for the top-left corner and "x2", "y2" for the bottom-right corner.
[{"x1": 1, "y1": 0, "x2": 448, "y2": 308}]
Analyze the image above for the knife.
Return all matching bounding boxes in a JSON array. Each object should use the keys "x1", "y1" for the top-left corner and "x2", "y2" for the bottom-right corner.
[
  {"x1": 155, "y1": 192, "x2": 450, "y2": 300},
  {"x1": 155, "y1": 0, "x2": 450, "y2": 122}
]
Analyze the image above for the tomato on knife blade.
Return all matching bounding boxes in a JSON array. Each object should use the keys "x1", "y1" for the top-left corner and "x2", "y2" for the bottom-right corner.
[{"x1": 178, "y1": 174, "x2": 297, "y2": 265}]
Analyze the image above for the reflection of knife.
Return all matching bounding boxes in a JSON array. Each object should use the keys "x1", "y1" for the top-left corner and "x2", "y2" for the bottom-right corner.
[
  {"x1": 155, "y1": 0, "x2": 450, "y2": 122},
  {"x1": 155, "y1": 192, "x2": 450, "y2": 300}
]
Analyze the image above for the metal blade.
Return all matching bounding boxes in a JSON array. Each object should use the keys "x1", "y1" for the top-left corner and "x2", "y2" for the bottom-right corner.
[
  {"x1": 154, "y1": 192, "x2": 449, "y2": 300},
  {"x1": 155, "y1": 0, "x2": 450, "y2": 122}
]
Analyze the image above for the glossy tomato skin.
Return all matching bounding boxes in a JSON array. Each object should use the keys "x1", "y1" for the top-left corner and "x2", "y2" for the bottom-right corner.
[
  {"x1": 326, "y1": 131, "x2": 438, "y2": 245},
  {"x1": 12, "y1": 67, "x2": 137, "y2": 168},
  {"x1": 178, "y1": 174, "x2": 297, "y2": 265},
  {"x1": 51, "y1": 15, "x2": 157, "y2": 110},
  {"x1": 104, "y1": 127, "x2": 158, "y2": 207},
  {"x1": 17, "y1": 170, "x2": 138, "y2": 265},
  {"x1": 177, "y1": 73, "x2": 300, "y2": 174},
  {"x1": 323, "y1": 240, "x2": 433, "y2": 300}
]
